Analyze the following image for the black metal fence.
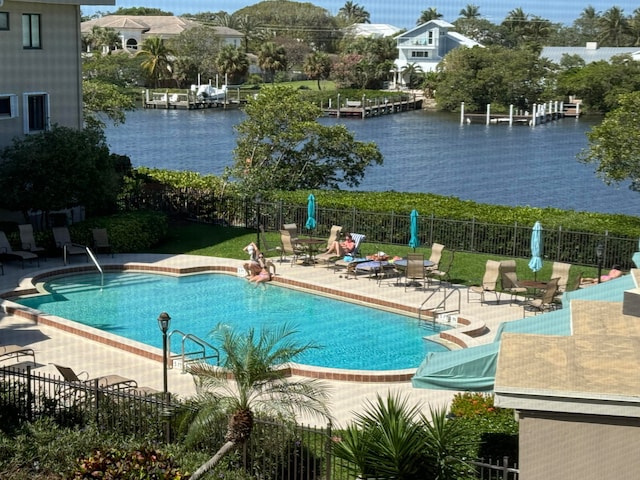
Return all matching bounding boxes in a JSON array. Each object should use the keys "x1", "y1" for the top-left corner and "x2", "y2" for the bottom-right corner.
[
  {"x1": 1, "y1": 365, "x2": 520, "y2": 479},
  {"x1": 121, "y1": 190, "x2": 639, "y2": 270}
]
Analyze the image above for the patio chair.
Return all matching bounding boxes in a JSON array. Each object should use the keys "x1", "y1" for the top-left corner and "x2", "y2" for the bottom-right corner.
[
  {"x1": 282, "y1": 223, "x2": 299, "y2": 243},
  {"x1": 404, "y1": 253, "x2": 427, "y2": 291},
  {"x1": 92, "y1": 228, "x2": 113, "y2": 256},
  {"x1": 499, "y1": 260, "x2": 528, "y2": 304},
  {"x1": 467, "y1": 260, "x2": 502, "y2": 305},
  {"x1": 18, "y1": 224, "x2": 46, "y2": 258},
  {"x1": 331, "y1": 233, "x2": 368, "y2": 274},
  {"x1": 52, "y1": 227, "x2": 87, "y2": 264},
  {"x1": 428, "y1": 249, "x2": 455, "y2": 286},
  {"x1": 53, "y1": 364, "x2": 138, "y2": 390},
  {"x1": 259, "y1": 225, "x2": 281, "y2": 257},
  {"x1": 278, "y1": 230, "x2": 307, "y2": 266},
  {"x1": 425, "y1": 243, "x2": 445, "y2": 272},
  {"x1": 550, "y1": 262, "x2": 571, "y2": 293},
  {"x1": 315, "y1": 225, "x2": 344, "y2": 263},
  {"x1": 0, "y1": 345, "x2": 36, "y2": 366},
  {"x1": 523, "y1": 278, "x2": 560, "y2": 316},
  {"x1": 0, "y1": 231, "x2": 39, "y2": 268}
]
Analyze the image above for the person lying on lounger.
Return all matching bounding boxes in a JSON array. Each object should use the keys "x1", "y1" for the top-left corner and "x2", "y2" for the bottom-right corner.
[
  {"x1": 324, "y1": 234, "x2": 356, "y2": 257},
  {"x1": 581, "y1": 265, "x2": 623, "y2": 284}
]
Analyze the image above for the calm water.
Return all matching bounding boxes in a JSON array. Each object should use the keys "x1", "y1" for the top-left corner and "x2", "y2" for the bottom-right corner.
[
  {"x1": 16, "y1": 272, "x2": 450, "y2": 371},
  {"x1": 104, "y1": 108, "x2": 640, "y2": 216}
]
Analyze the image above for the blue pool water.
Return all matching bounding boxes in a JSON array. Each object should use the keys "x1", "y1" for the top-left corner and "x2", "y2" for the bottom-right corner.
[{"x1": 17, "y1": 272, "x2": 450, "y2": 370}]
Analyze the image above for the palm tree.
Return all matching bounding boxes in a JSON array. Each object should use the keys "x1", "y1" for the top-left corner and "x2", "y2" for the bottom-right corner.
[
  {"x1": 628, "y1": 8, "x2": 640, "y2": 46},
  {"x1": 236, "y1": 14, "x2": 263, "y2": 53},
  {"x1": 599, "y1": 6, "x2": 630, "y2": 46},
  {"x1": 338, "y1": 1, "x2": 371, "y2": 25},
  {"x1": 459, "y1": 4, "x2": 481, "y2": 19},
  {"x1": 574, "y1": 5, "x2": 602, "y2": 40},
  {"x1": 401, "y1": 62, "x2": 424, "y2": 88},
  {"x1": 417, "y1": 7, "x2": 443, "y2": 25},
  {"x1": 136, "y1": 36, "x2": 173, "y2": 88},
  {"x1": 303, "y1": 51, "x2": 332, "y2": 90},
  {"x1": 86, "y1": 26, "x2": 121, "y2": 54},
  {"x1": 216, "y1": 45, "x2": 249, "y2": 84},
  {"x1": 257, "y1": 42, "x2": 287, "y2": 82},
  {"x1": 186, "y1": 323, "x2": 331, "y2": 480}
]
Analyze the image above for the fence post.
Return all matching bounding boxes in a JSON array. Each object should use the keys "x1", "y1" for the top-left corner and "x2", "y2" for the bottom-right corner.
[
  {"x1": 557, "y1": 225, "x2": 562, "y2": 262},
  {"x1": 352, "y1": 207, "x2": 357, "y2": 233},
  {"x1": 470, "y1": 218, "x2": 476, "y2": 252},
  {"x1": 165, "y1": 392, "x2": 172, "y2": 444},
  {"x1": 503, "y1": 456, "x2": 510, "y2": 477},
  {"x1": 513, "y1": 221, "x2": 518, "y2": 257},
  {"x1": 325, "y1": 422, "x2": 333, "y2": 480},
  {"x1": 390, "y1": 211, "x2": 395, "y2": 245},
  {"x1": 429, "y1": 213, "x2": 434, "y2": 246},
  {"x1": 26, "y1": 365, "x2": 33, "y2": 422}
]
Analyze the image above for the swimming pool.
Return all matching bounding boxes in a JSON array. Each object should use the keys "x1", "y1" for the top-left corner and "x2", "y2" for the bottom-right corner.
[{"x1": 15, "y1": 271, "x2": 450, "y2": 371}]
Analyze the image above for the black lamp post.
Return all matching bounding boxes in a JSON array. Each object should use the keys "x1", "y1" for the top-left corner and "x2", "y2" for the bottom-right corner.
[
  {"x1": 596, "y1": 243, "x2": 604, "y2": 284},
  {"x1": 157, "y1": 312, "x2": 171, "y2": 396},
  {"x1": 255, "y1": 193, "x2": 262, "y2": 250}
]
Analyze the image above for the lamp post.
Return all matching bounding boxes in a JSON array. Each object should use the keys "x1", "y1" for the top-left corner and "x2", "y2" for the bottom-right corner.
[
  {"x1": 255, "y1": 193, "x2": 262, "y2": 250},
  {"x1": 157, "y1": 312, "x2": 171, "y2": 396},
  {"x1": 596, "y1": 243, "x2": 604, "y2": 284}
]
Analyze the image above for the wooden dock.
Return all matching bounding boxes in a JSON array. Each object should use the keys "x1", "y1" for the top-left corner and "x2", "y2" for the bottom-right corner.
[
  {"x1": 461, "y1": 100, "x2": 578, "y2": 126},
  {"x1": 322, "y1": 95, "x2": 422, "y2": 119},
  {"x1": 142, "y1": 89, "x2": 244, "y2": 110}
]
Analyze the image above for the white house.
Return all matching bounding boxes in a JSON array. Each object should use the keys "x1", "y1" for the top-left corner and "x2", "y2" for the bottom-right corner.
[
  {"x1": 393, "y1": 19, "x2": 481, "y2": 87},
  {"x1": 81, "y1": 16, "x2": 243, "y2": 51},
  {"x1": 0, "y1": 0, "x2": 114, "y2": 150},
  {"x1": 541, "y1": 42, "x2": 640, "y2": 65},
  {"x1": 344, "y1": 23, "x2": 402, "y2": 38}
]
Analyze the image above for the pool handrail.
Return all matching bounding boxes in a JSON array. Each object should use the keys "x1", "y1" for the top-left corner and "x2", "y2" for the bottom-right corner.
[{"x1": 168, "y1": 329, "x2": 220, "y2": 372}]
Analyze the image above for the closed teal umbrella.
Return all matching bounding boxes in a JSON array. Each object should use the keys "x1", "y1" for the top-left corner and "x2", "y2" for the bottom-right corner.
[
  {"x1": 305, "y1": 194, "x2": 316, "y2": 232},
  {"x1": 409, "y1": 209, "x2": 419, "y2": 251},
  {"x1": 528, "y1": 221, "x2": 543, "y2": 278}
]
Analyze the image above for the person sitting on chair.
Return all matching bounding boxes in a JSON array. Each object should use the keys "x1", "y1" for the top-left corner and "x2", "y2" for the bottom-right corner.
[
  {"x1": 324, "y1": 234, "x2": 356, "y2": 257},
  {"x1": 249, "y1": 266, "x2": 272, "y2": 284},
  {"x1": 582, "y1": 264, "x2": 623, "y2": 284}
]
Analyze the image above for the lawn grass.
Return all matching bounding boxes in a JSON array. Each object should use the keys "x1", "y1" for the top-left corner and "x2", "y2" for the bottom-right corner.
[{"x1": 149, "y1": 222, "x2": 598, "y2": 287}]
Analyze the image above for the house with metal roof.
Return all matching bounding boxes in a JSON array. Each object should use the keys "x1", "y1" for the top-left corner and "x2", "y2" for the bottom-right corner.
[
  {"x1": 393, "y1": 20, "x2": 481, "y2": 87},
  {"x1": 0, "y1": 0, "x2": 114, "y2": 150},
  {"x1": 81, "y1": 15, "x2": 243, "y2": 52},
  {"x1": 541, "y1": 42, "x2": 640, "y2": 64},
  {"x1": 344, "y1": 23, "x2": 402, "y2": 38}
]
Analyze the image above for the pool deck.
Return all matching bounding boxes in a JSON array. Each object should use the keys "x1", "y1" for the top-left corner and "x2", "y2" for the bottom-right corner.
[{"x1": 0, "y1": 253, "x2": 527, "y2": 427}]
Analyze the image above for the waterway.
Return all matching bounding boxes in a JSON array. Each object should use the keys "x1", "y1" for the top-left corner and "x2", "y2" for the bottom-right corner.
[{"x1": 103, "y1": 108, "x2": 639, "y2": 216}]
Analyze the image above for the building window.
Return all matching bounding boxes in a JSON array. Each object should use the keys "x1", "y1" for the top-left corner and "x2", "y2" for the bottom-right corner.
[
  {"x1": 0, "y1": 94, "x2": 18, "y2": 119},
  {"x1": 428, "y1": 31, "x2": 434, "y2": 44},
  {"x1": 411, "y1": 51, "x2": 428, "y2": 58},
  {"x1": 22, "y1": 13, "x2": 41, "y2": 49},
  {"x1": 0, "y1": 12, "x2": 9, "y2": 30},
  {"x1": 23, "y1": 93, "x2": 49, "y2": 133},
  {"x1": 126, "y1": 38, "x2": 137, "y2": 50}
]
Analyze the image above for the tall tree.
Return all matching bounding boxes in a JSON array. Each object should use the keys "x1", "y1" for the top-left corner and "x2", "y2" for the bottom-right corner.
[
  {"x1": 136, "y1": 36, "x2": 173, "y2": 87},
  {"x1": 169, "y1": 25, "x2": 222, "y2": 87},
  {"x1": 578, "y1": 92, "x2": 640, "y2": 191},
  {"x1": 459, "y1": 3, "x2": 481, "y2": 19},
  {"x1": 85, "y1": 26, "x2": 121, "y2": 53},
  {"x1": 573, "y1": 6, "x2": 602, "y2": 41},
  {"x1": 227, "y1": 85, "x2": 382, "y2": 195},
  {"x1": 185, "y1": 323, "x2": 331, "y2": 480},
  {"x1": 303, "y1": 51, "x2": 332, "y2": 89},
  {"x1": 257, "y1": 42, "x2": 287, "y2": 82},
  {"x1": 628, "y1": 8, "x2": 640, "y2": 46},
  {"x1": 417, "y1": 7, "x2": 443, "y2": 25},
  {"x1": 216, "y1": 45, "x2": 249, "y2": 85},
  {"x1": 337, "y1": 1, "x2": 371, "y2": 25},
  {"x1": 598, "y1": 6, "x2": 629, "y2": 46}
]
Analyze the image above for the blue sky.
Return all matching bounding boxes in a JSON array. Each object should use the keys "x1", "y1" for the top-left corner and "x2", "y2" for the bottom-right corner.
[{"x1": 83, "y1": 1, "x2": 639, "y2": 30}]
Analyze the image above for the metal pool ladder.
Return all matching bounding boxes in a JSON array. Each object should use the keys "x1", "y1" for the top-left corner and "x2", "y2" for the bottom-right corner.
[{"x1": 168, "y1": 330, "x2": 220, "y2": 373}]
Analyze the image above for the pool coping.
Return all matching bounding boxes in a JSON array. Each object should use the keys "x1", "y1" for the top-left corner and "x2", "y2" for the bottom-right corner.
[{"x1": 0, "y1": 262, "x2": 451, "y2": 382}]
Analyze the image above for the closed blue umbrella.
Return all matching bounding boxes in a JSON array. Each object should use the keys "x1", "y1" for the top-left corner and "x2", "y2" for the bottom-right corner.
[
  {"x1": 409, "y1": 209, "x2": 419, "y2": 251},
  {"x1": 528, "y1": 221, "x2": 543, "y2": 278},
  {"x1": 305, "y1": 194, "x2": 316, "y2": 232}
]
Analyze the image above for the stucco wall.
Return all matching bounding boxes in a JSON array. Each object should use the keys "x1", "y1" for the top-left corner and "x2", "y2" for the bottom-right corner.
[
  {"x1": 518, "y1": 411, "x2": 640, "y2": 479},
  {"x1": 0, "y1": 1, "x2": 82, "y2": 148}
]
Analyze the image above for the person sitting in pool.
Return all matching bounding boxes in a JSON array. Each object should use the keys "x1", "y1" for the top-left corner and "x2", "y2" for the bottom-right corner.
[
  {"x1": 249, "y1": 266, "x2": 272, "y2": 284},
  {"x1": 324, "y1": 234, "x2": 356, "y2": 257},
  {"x1": 581, "y1": 264, "x2": 623, "y2": 284},
  {"x1": 243, "y1": 242, "x2": 265, "y2": 276}
]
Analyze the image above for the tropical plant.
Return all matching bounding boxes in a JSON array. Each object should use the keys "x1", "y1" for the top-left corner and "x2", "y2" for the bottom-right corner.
[
  {"x1": 226, "y1": 85, "x2": 382, "y2": 195},
  {"x1": 169, "y1": 25, "x2": 222, "y2": 87},
  {"x1": 82, "y1": 79, "x2": 136, "y2": 129},
  {"x1": 337, "y1": 1, "x2": 371, "y2": 25},
  {"x1": 84, "y1": 26, "x2": 121, "y2": 54},
  {"x1": 303, "y1": 51, "x2": 332, "y2": 90},
  {"x1": 598, "y1": 6, "x2": 630, "y2": 46},
  {"x1": 459, "y1": 4, "x2": 481, "y2": 19},
  {"x1": 136, "y1": 36, "x2": 174, "y2": 87},
  {"x1": 401, "y1": 63, "x2": 424, "y2": 88},
  {"x1": 417, "y1": 7, "x2": 443, "y2": 25},
  {"x1": 579, "y1": 91, "x2": 640, "y2": 191},
  {"x1": 216, "y1": 45, "x2": 249, "y2": 85},
  {"x1": 257, "y1": 42, "x2": 287, "y2": 83},
  {"x1": 184, "y1": 322, "x2": 332, "y2": 480}
]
